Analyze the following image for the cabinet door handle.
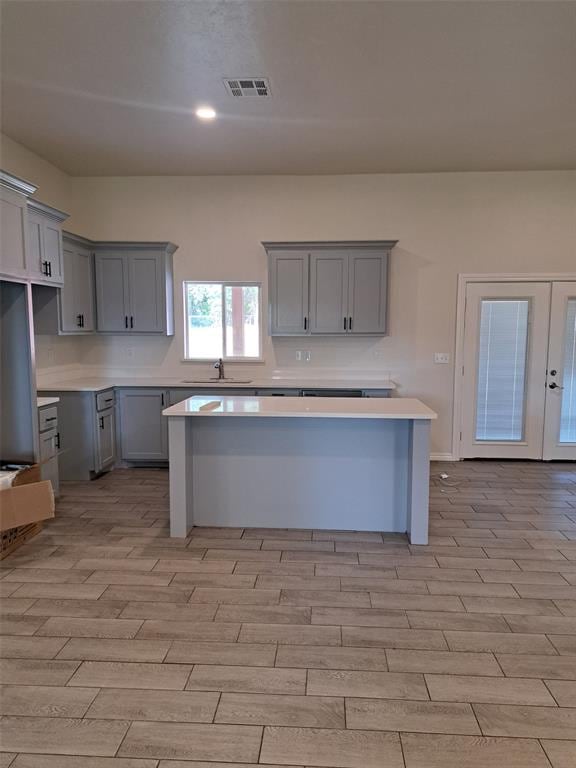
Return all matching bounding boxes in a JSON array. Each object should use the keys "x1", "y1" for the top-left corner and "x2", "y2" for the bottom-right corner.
[
  {"x1": 77, "y1": 314, "x2": 83, "y2": 327},
  {"x1": 349, "y1": 316, "x2": 352, "y2": 331},
  {"x1": 130, "y1": 316, "x2": 134, "y2": 328},
  {"x1": 125, "y1": 316, "x2": 128, "y2": 328},
  {"x1": 48, "y1": 261, "x2": 52, "y2": 277},
  {"x1": 45, "y1": 416, "x2": 57, "y2": 422},
  {"x1": 99, "y1": 416, "x2": 104, "y2": 429},
  {"x1": 161, "y1": 393, "x2": 165, "y2": 406},
  {"x1": 80, "y1": 314, "x2": 84, "y2": 328},
  {"x1": 343, "y1": 317, "x2": 347, "y2": 330},
  {"x1": 42, "y1": 261, "x2": 49, "y2": 276},
  {"x1": 304, "y1": 317, "x2": 307, "y2": 331},
  {"x1": 55, "y1": 433, "x2": 61, "y2": 449}
]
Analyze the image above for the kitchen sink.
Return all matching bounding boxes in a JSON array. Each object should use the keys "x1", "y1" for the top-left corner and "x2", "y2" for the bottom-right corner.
[{"x1": 182, "y1": 378, "x2": 253, "y2": 384}]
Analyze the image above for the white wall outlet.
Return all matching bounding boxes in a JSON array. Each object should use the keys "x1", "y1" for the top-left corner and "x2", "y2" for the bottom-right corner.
[{"x1": 434, "y1": 352, "x2": 450, "y2": 364}]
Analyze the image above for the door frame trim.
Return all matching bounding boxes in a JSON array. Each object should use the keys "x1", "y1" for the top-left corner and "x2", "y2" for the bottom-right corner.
[{"x1": 452, "y1": 273, "x2": 576, "y2": 461}]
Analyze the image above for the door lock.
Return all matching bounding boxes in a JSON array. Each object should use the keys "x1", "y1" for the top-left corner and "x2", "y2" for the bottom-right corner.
[
  {"x1": 549, "y1": 369, "x2": 558, "y2": 376},
  {"x1": 549, "y1": 382, "x2": 564, "y2": 390}
]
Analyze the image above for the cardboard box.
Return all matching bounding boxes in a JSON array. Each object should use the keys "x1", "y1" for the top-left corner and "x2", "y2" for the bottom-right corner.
[
  {"x1": 0, "y1": 481, "x2": 55, "y2": 532},
  {"x1": 0, "y1": 464, "x2": 55, "y2": 532}
]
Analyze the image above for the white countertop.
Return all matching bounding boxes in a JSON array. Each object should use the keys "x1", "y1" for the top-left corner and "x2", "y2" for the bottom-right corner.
[
  {"x1": 37, "y1": 376, "x2": 396, "y2": 393},
  {"x1": 163, "y1": 395, "x2": 436, "y2": 420},
  {"x1": 37, "y1": 397, "x2": 60, "y2": 408}
]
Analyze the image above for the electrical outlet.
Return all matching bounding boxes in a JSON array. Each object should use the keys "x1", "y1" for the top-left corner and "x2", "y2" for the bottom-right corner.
[
  {"x1": 434, "y1": 352, "x2": 450, "y2": 364},
  {"x1": 295, "y1": 351, "x2": 302, "y2": 361},
  {"x1": 305, "y1": 351, "x2": 311, "y2": 362}
]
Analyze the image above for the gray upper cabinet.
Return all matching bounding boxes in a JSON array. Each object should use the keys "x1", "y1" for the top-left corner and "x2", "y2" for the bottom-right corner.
[
  {"x1": 26, "y1": 199, "x2": 68, "y2": 285},
  {"x1": 310, "y1": 250, "x2": 349, "y2": 334},
  {"x1": 347, "y1": 250, "x2": 389, "y2": 334},
  {"x1": 0, "y1": 172, "x2": 37, "y2": 281},
  {"x1": 95, "y1": 252, "x2": 128, "y2": 331},
  {"x1": 60, "y1": 234, "x2": 95, "y2": 332},
  {"x1": 264, "y1": 241, "x2": 396, "y2": 336},
  {"x1": 267, "y1": 250, "x2": 309, "y2": 335},
  {"x1": 128, "y1": 253, "x2": 163, "y2": 332},
  {"x1": 94, "y1": 242, "x2": 177, "y2": 334},
  {"x1": 119, "y1": 389, "x2": 168, "y2": 461}
]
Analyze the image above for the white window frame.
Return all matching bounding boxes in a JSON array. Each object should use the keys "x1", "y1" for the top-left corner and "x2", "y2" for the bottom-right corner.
[{"x1": 182, "y1": 280, "x2": 264, "y2": 362}]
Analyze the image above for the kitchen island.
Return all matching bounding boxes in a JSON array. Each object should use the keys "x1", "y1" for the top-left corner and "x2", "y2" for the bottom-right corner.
[{"x1": 163, "y1": 396, "x2": 437, "y2": 544}]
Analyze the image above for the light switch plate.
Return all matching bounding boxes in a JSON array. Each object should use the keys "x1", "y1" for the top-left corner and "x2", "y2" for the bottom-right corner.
[{"x1": 434, "y1": 352, "x2": 450, "y2": 364}]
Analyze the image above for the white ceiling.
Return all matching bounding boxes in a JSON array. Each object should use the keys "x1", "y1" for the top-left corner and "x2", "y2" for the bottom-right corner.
[{"x1": 1, "y1": 0, "x2": 575, "y2": 176}]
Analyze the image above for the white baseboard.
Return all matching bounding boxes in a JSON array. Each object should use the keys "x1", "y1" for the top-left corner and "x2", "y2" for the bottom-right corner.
[{"x1": 430, "y1": 453, "x2": 458, "y2": 462}]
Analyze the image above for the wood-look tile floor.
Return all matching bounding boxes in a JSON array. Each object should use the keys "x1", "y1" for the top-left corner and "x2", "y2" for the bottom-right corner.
[{"x1": 1, "y1": 460, "x2": 576, "y2": 767}]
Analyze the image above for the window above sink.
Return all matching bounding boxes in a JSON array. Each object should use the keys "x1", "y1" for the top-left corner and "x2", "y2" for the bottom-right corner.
[{"x1": 183, "y1": 281, "x2": 262, "y2": 362}]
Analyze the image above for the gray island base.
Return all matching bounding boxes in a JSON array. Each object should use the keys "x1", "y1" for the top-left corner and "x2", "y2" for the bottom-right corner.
[{"x1": 164, "y1": 396, "x2": 437, "y2": 545}]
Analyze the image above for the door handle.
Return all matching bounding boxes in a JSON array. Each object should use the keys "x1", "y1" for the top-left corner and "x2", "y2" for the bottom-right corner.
[
  {"x1": 343, "y1": 317, "x2": 347, "y2": 330},
  {"x1": 55, "y1": 433, "x2": 61, "y2": 449},
  {"x1": 99, "y1": 416, "x2": 104, "y2": 429},
  {"x1": 80, "y1": 314, "x2": 84, "y2": 328},
  {"x1": 349, "y1": 316, "x2": 353, "y2": 330},
  {"x1": 125, "y1": 316, "x2": 128, "y2": 328},
  {"x1": 42, "y1": 261, "x2": 49, "y2": 276},
  {"x1": 548, "y1": 382, "x2": 564, "y2": 390},
  {"x1": 77, "y1": 314, "x2": 83, "y2": 327},
  {"x1": 130, "y1": 316, "x2": 134, "y2": 328},
  {"x1": 304, "y1": 317, "x2": 307, "y2": 331},
  {"x1": 47, "y1": 261, "x2": 52, "y2": 277}
]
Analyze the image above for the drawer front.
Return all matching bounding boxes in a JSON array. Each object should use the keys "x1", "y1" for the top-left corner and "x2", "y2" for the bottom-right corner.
[
  {"x1": 39, "y1": 406, "x2": 58, "y2": 432},
  {"x1": 96, "y1": 389, "x2": 116, "y2": 412}
]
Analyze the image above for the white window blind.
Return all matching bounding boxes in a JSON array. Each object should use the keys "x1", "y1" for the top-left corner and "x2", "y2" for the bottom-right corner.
[
  {"x1": 560, "y1": 298, "x2": 576, "y2": 444},
  {"x1": 475, "y1": 299, "x2": 529, "y2": 442}
]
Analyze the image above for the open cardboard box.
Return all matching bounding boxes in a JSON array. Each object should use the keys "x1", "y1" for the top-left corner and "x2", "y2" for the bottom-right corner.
[{"x1": 0, "y1": 463, "x2": 55, "y2": 532}]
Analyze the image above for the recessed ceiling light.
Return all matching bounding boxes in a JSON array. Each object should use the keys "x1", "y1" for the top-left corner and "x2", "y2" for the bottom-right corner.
[{"x1": 196, "y1": 106, "x2": 216, "y2": 120}]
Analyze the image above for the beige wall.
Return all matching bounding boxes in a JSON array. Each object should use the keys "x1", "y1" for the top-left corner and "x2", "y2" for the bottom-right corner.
[
  {"x1": 1, "y1": 133, "x2": 73, "y2": 214},
  {"x1": 68, "y1": 171, "x2": 576, "y2": 454},
  {"x1": 3, "y1": 135, "x2": 575, "y2": 455}
]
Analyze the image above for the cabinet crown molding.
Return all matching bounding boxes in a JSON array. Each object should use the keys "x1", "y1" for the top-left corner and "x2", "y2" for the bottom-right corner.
[
  {"x1": 94, "y1": 241, "x2": 178, "y2": 255},
  {"x1": 262, "y1": 240, "x2": 398, "y2": 251},
  {"x1": 28, "y1": 198, "x2": 69, "y2": 223},
  {"x1": 0, "y1": 170, "x2": 37, "y2": 197}
]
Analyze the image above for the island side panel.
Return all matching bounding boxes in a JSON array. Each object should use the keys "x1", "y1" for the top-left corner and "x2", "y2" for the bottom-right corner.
[
  {"x1": 407, "y1": 418, "x2": 431, "y2": 545},
  {"x1": 188, "y1": 416, "x2": 410, "y2": 532},
  {"x1": 168, "y1": 416, "x2": 194, "y2": 537}
]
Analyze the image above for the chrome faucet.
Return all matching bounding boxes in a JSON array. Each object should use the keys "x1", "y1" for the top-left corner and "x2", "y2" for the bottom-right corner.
[{"x1": 214, "y1": 358, "x2": 225, "y2": 380}]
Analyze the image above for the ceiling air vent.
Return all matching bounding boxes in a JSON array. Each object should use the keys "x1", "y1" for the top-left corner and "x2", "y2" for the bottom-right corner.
[{"x1": 223, "y1": 78, "x2": 271, "y2": 97}]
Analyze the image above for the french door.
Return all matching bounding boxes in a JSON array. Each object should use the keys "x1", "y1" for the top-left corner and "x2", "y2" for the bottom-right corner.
[{"x1": 460, "y1": 281, "x2": 576, "y2": 460}]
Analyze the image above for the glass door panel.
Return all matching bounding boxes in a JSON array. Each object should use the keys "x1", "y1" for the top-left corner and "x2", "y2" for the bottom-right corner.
[
  {"x1": 560, "y1": 298, "x2": 576, "y2": 444},
  {"x1": 543, "y1": 283, "x2": 576, "y2": 459},
  {"x1": 475, "y1": 299, "x2": 529, "y2": 442},
  {"x1": 461, "y1": 282, "x2": 550, "y2": 459}
]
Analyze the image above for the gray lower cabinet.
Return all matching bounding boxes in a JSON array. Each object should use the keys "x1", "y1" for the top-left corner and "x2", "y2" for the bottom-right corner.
[
  {"x1": 119, "y1": 389, "x2": 169, "y2": 461},
  {"x1": 37, "y1": 389, "x2": 116, "y2": 481},
  {"x1": 38, "y1": 404, "x2": 60, "y2": 497},
  {"x1": 95, "y1": 243, "x2": 177, "y2": 334},
  {"x1": 265, "y1": 241, "x2": 396, "y2": 336},
  {"x1": 96, "y1": 407, "x2": 116, "y2": 471}
]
